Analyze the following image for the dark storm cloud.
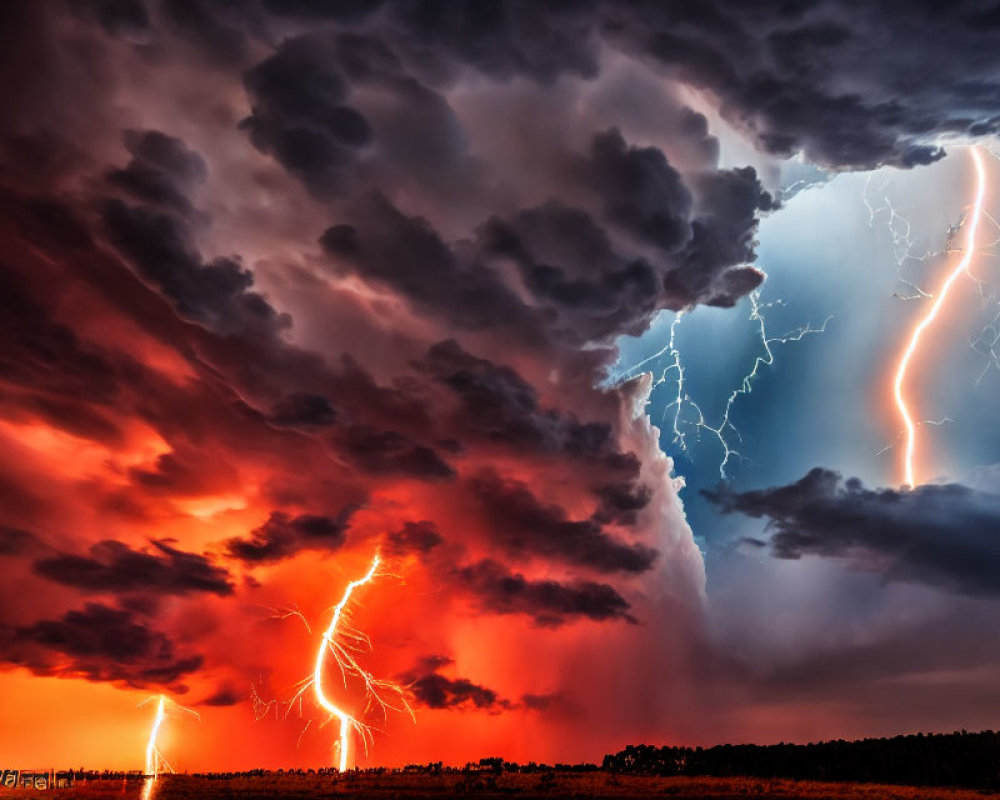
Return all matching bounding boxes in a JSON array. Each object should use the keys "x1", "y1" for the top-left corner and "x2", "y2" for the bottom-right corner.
[
  {"x1": 663, "y1": 166, "x2": 774, "y2": 309},
  {"x1": 601, "y1": 1, "x2": 977, "y2": 169},
  {"x1": 225, "y1": 508, "x2": 355, "y2": 564},
  {"x1": 383, "y1": 0, "x2": 601, "y2": 85},
  {"x1": 107, "y1": 129, "x2": 207, "y2": 216},
  {"x1": 33, "y1": 539, "x2": 233, "y2": 596},
  {"x1": 333, "y1": 424, "x2": 455, "y2": 479},
  {"x1": 384, "y1": 520, "x2": 443, "y2": 556},
  {"x1": 267, "y1": 392, "x2": 338, "y2": 428},
  {"x1": 477, "y1": 157, "x2": 771, "y2": 335},
  {"x1": 0, "y1": 267, "x2": 121, "y2": 441},
  {"x1": 591, "y1": 481, "x2": 653, "y2": 526},
  {"x1": 241, "y1": 35, "x2": 372, "y2": 194},
  {"x1": 7, "y1": 603, "x2": 202, "y2": 688},
  {"x1": 323, "y1": 164, "x2": 770, "y2": 347},
  {"x1": 241, "y1": 1, "x2": 1000, "y2": 170},
  {"x1": 264, "y1": 24, "x2": 777, "y2": 333},
  {"x1": 418, "y1": 339, "x2": 621, "y2": 459},
  {"x1": 469, "y1": 471, "x2": 657, "y2": 574},
  {"x1": 14, "y1": 199, "x2": 94, "y2": 251},
  {"x1": 69, "y1": 0, "x2": 1000, "y2": 174},
  {"x1": 403, "y1": 656, "x2": 511, "y2": 711},
  {"x1": 520, "y1": 692, "x2": 567, "y2": 712},
  {"x1": 241, "y1": 27, "x2": 472, "y2": 193},
  {"x1": 411, "y1": 673, "x2": 503, "y2": 710},
  {"x1": 329, "y1": 33, "x2": 470, "y2": 183},
  {"x1": 705, "y1": 468, "x2": 1000, "y2": 597},
  {"x1": 321, "y1": 195, "x2": 540, "y2": 335},
  {"x1": 103, "y1": 198, "x2": 290, "y2": 336},
  {"x1": 480, "y1": 204, "x2": 664, "y2": 342},
  {"x1": 455, "y1": 559, "x2": 636, "y2": 626},
  {"x1": 199, "y1": 682, "x2": 244, "y2": 706},
  {"x1": 587, "y1": 128, "x2": 693, "y2": 252},
  {"x1": 401, "y1": 655, "x2": 567, "y2": 713}
]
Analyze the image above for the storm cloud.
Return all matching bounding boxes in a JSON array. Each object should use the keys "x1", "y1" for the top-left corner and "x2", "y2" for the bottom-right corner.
[
  {"x1": 403, "y1": 656, "x2": 511, "y2": 712},
  {"x1": 7, "y1": 603, "x2": 202, "y2": 689},
  {"x1": 33, "y1": 539, "x2": 234, "y2": 596},
  {"x1": 225, "y1": 509, "x2": 356, "y2": 564},
  {"x1": 468, "y1": 471, "x2": 657, "y2": 574},
  {"x1": 706, "y1": 468, "x2": 1000, "y2": 597},
  {"x1": 455, "y1": 559, "x2": 637, "y2": 626}
]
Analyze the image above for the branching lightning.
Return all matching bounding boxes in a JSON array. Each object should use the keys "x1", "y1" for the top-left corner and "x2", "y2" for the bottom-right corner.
[
  {"x1": 892, "y1": 146, "x2": 987, "y2": 487},
  {"x1": 864, "y1": 148, "x2": 1000, "y2": 467},
  {"x1": 257, "y1": 553, "x2": 413, "y2": 772},
  {"x1": 262, "y1": 602, "x2": 312, "y2": 635},
  {"x1": 140, "y1": 694, "x2": 199, "y2": 800},
  {"x1": 875, "y1": 416, "x2": 954, "y2": 458},
  {"x1": 619, "y1": 291, "x2": 829, "y2": 479},
  {"x1": 863, "y1": 173, "x2": 936, "y2": 302},
  {"x1": 967, "y1": 141, "x2": 1000, "y2": 382},
  {"x1": 970, "y1": 304, "x2": 1000, "y2": 383},
  {"x1": 144, "y1": 695, "x2": 167, "y2": 781}
]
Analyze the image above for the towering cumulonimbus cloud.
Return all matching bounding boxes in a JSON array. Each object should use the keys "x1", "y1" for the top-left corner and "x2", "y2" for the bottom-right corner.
[{"x1": 2, "y1": 0, "x2": 999, "y2": 768}]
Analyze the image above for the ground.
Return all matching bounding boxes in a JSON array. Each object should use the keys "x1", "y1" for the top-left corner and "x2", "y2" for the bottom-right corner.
[{"x1": 2, "y1": 774, "x2": 999, "y2": 799}]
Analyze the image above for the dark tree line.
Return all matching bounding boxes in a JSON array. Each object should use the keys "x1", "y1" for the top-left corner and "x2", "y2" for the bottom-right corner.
[
  {"x1": 603, "y1": 731, "x2": 1000, "y2": 788},
  {"x1": 56, "y1": 730, "x2": 1000, "y2": 789}
]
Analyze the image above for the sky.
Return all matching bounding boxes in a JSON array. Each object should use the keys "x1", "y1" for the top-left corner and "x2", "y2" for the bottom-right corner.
[{"x1": 4, "y1": 0, "x2": 1000, "y2": 774}]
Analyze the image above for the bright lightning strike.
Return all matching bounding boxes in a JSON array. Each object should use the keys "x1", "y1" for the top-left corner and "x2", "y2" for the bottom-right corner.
[
  {"x1": 892, "y1": 146, "x2": 987, "y2": 488},
  {"x1": 619, "y1": 291, "x2": 829, "y2": 479},
  {"x1": 140, "y1": 694, "x2": 199, "y2": 800},
  {"x1": 317, "y1": 555, "x2": 380, "y2": 772},
  {"x1": 273, "y1": 553, "x2": 412, "y2": 772},
  {"x1": 694, "y1": 292, "x2": 830, "y2": 478},
  {"x1": 144, "y1": 695, "x2": 167, "y2": 781},
  {"x1": 863, "y1": 173, "x2": 936, "y2": 302}
]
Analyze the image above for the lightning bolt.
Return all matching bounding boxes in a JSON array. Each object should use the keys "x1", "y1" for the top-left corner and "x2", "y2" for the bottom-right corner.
[
  {"x1": 144, "y1": 695, "x2": 167, "y2": 781},
  {"x1": 261, "y1": 553, "x2": 412, "y2": 772},
  {"x1": 967, "y1": 142, "x2": 1000, "y2": 382},
  {"x1": 863, "y1": 173, "x2": 936, "y2": 301},
  {"x1": 316, "y1": 554, "x2": 380, "y2": 772},
  {"x1": 618, "y1": 292, "x2": 829, "y2": 478},
  {"x1": 971, "y1": 304, "x2": 1000, "y2": 383},
  {"x1": 140, "y1": 694, "x2": 199, "y2": 800},
  {"x1": 694, "y1": 292, "x2": 830, "y2": 478},
  {"x1": 892, "y1": 146, "x2": 987, "y2": 487},
  {"x1": 262, "y1": 602, "x2": 312, "y2": 635}
]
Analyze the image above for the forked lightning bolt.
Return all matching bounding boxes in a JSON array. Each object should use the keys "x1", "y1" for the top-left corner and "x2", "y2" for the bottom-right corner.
[
  {"x1": 317, "y1": 555, "x2": 380, "y2": 772},
  {"x1": 619, "y1": 292, "x2": 829, "y2": 478},
  {"x1": 140, "y1": 694, "x2": 199, "y2": 800},
  {"x1": 144, "y1": 695, "x2": 166, "y2": 785},
  {"x1": 260, "y1": 553, "x2": 412, "y2": 771},
  {"x1": 892, "y1": 147, "x2": 987, "y2": 487}
]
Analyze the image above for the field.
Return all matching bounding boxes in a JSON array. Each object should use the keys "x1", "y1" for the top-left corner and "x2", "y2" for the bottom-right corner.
[{"x1": 2, "y1": 773, "x2": 1000, "y2": 800}]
